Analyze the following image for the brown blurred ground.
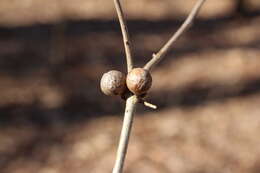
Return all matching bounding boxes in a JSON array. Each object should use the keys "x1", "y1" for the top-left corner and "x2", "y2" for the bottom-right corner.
[
  {"x1": 0, "y1": 0, "x2": 260, "y2": 173},
  {"x1": 0, "y1": 0, "x2": 260, "y2": 26}
]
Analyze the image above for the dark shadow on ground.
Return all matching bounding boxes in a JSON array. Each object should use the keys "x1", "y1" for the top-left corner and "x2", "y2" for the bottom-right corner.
[
  {"x1": 147, "y1": 78, "x2": 260, "y2": 111},
  {"x1": 0, "y1": 14, "x2": 260, "y2": 77}
]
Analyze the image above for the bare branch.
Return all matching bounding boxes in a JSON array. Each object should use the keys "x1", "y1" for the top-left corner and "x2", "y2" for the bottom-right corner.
[
  {"x1": 112, "y1": 95, "x2": 138, "y2": 173},
  {"x1": 144, "y1": 0, "x2": 206, "y2": 71},
  {"x1": 112, "y1": 1, "x2": 206, "y2": 173},
  {"x1": 113, "y1": 0, "x2": 134, "y2": 72}
]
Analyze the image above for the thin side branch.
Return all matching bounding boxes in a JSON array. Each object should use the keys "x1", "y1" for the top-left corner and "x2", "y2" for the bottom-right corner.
[
  {"x1": 112, "y1": 96, "x2": 138, "y2": 173},
  {"x1": 143, "y1": 101, "x2": 157, "y2": 109},
  {"x1": 114, "y1": 0, "x2": 134, "y2": 72},
  {"x1": 144, "y1": 0, "x2": 206, "y2": 71}
]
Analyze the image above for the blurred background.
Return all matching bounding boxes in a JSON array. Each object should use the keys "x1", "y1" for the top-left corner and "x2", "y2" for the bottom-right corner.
[{"x1": 0, "y1": 0, "x2": 260, "y2": 173}]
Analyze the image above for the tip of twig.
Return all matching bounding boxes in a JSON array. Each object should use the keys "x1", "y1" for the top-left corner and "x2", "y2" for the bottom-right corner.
[{"x1": 143, "y1": 101, "x2": 157, "y2": 109}]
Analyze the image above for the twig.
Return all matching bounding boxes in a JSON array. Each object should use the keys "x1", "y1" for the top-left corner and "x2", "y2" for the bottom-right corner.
[
  {"x1": 114, "y1": 0, "x2": 134, "y2": 72},
  {"x1": 144, "y1": 0, "x2": 206, "y2": 71},
  {"x1": 143, "y1": 101, "x2": 157, "y2": 109},
  {"x1": 112, "y1": 95, "x2": 138, "y2": 173},
  {"x1": 112, "y1": 1, "x2": 136, "y2": 172},
  {"x1": 112, "y1": 1, "x2": 206, "y2": 173}
]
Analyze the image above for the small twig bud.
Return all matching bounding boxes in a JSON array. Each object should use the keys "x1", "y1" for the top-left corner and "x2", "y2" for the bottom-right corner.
[{"x1": 100, "y1": 70, "x2": 127, "y2": 96}]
